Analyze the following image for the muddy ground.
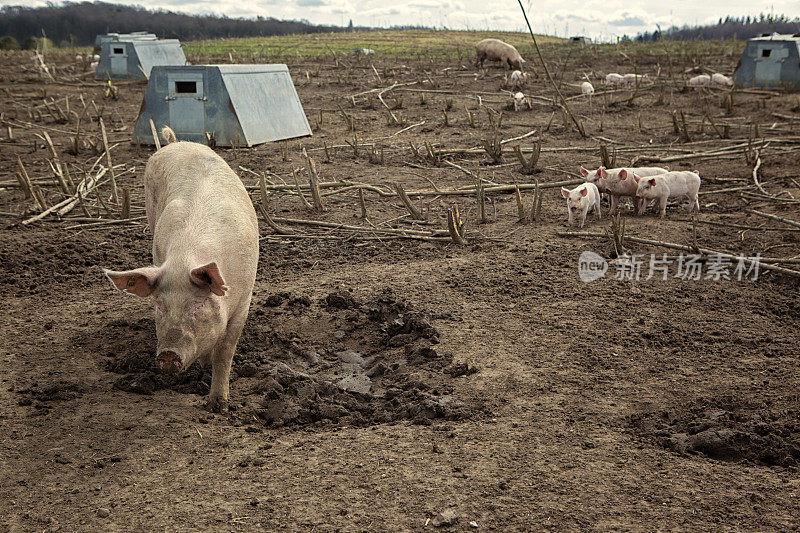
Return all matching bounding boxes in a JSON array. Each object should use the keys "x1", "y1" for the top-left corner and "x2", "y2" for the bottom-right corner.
[{"x1": 1, "y1": 41, "x2": 800, "y2": 531}]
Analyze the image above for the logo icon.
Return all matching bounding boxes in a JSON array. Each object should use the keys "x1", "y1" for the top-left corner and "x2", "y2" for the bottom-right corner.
[{"x1": 578, "y1": 251, "x2": 608, "y2": 282}]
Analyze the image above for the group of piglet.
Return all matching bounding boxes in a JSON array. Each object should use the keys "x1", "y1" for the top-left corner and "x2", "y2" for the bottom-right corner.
[
  {"x1": 75, "y1": 53, "x2": 100, "y2": 73},
  {"x1": 561, "y1": 166, "x2": 701, "y2": 227}
]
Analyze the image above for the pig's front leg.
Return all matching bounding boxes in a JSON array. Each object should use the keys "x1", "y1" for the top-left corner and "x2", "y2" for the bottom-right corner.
[
  {"x1": 579, "y1": 206, "x2": 589, "y2": 228},
  {"x1": 633, "y1": 196, "x2": 641, "y2": 214},
  {"x1": 637, "y1": 198, "x2": 649, "y2": 216},
  {"x1": 594, "y1": 200, "x2": 601, "y2": 220},
  {"x1": 206, "y1": 308, "x2": 249, "y2": 413},
  {"x1": 659, "y1": 195, "x2": 668, "y2": 218},
  {"x1": 567, "y1": 209, "x2": 574, "y2": 227},
  {"x1": 609, "y1": 194, "x2": 619, "y2": 215}
]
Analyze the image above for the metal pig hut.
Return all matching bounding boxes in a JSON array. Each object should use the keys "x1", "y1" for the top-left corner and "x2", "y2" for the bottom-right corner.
[
  {"x1": 733, "y1": 33, "x2": 800, "y2": 90},
  {"x1": 95, "y1": 39, "x2": 185, "y2": 81},
  {"x1": 93, "y1": 32, "x2": 157, "y2": 53},
  {"x1": 131, "y1": 64, "x2": 312, "y2": 147}
]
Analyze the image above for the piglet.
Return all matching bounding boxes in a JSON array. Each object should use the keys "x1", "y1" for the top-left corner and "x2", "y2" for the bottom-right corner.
[
  {"x1": 605, "y1": 73, "x2": 623, "y2": 85},
  {"x1": 581, "y1": 81, "x2": 594, "y2": 95},
  {"x1": 561, "y1": 182, "x2": 601, "y2": 228},
  {"x1": 622, "y1": 73, "x2": 649, "y2": 86},
  {"x1": 104, "y1": 127, "x2": 259, "y2": 412},
  {"x1": 711, "y1": 73, "x2": 733, "y2": 87},
  {"x1": 689, "y1": 74, "x2": 710, "y2": 87},
  {"x1": 634, "y1": 171, "x2": 701, "y2": 217},
  {"x1": 510, "y1": 70, "x2": 527, "y2": 87},
  {"x1": 579, "y1": 166, "x2": 668, "y2": 213},
  {"x1": 513, "y1": 92, "x2": 526, "y2": 111}
]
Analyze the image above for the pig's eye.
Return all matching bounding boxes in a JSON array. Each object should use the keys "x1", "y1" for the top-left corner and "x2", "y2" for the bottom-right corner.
[{"x1": 189, "y1": 300, "x2": 205, "y2": 316}]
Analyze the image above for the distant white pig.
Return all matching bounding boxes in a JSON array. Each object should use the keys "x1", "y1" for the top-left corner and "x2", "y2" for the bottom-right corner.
[
  {"x1": 581, "y1": 81, "x2": 594, "y2": 95},
  {"x1": 605, "y1": 73, "x2": 624, "y2": 85},
  {"x1": 689, "y1": 74, "x2": 711, "y2": 87},
  {"x1": 561, "y1": 182, "x2": 601, "y2": 228},
  {"x1": 104, "y1": 127, "x2": 259, "y2": 413},
  {"x1": 622, "y1": 73, "x2": 649, "y2": 85},
  {"x1": 513, "y1": 91, "x2": 527, "y2": 111},
  {"x1": 634, "y1": 171, "x2": 701, "y2": 217},
  {"x1": 579, "y1": 166, "x2": 668, "y2": 213},
  {"x1": 712, "y1": 73, "x2": 733, "y2": 87}
]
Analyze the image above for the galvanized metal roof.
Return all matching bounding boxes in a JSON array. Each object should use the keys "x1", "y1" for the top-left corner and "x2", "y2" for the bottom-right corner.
[{"x1": 131, "y1": 40, "x2": 186, "y2": 77}]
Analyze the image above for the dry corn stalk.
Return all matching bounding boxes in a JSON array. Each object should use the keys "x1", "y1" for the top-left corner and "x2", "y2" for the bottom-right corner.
[
  {"x1": 393, "y1": 182, "x2": 425, "y2": 220},
  {"x1": 529, "y1": 179, "x2": 543, "y2": 222},
  {"x1": 515, "y1": 184, "x2": 527, "y2": 223},
  {"x1": 447, "y1": 204, "x2": 466, "y2": 245}
]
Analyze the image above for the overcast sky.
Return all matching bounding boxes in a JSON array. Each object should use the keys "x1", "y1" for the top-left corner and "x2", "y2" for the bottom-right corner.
[{"x1": 4, "y1": 0, "x2": 800, "y2": 41}]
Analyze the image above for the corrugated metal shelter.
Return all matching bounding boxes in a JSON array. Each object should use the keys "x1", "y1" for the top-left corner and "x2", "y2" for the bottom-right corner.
[
  {"x1": 93, "y1": 32, "x2": 157, "y2": 53},
  {"x1": 95, "y1": 39, "x2": 185, "y2": 81},
  {"x1": 733, "y1": 33, "x2": 800, "y2": 90},
  {"x1": 131, "y1": 64, "x2": 312, "y2": 147}
]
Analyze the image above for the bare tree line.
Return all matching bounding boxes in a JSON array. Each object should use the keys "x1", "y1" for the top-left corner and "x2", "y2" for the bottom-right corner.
[
  {"x1": 0, "y1": 1, "x2": 357, "y2": 47},
  {"x1": 638, "y1": 14, "x2": 800, "y2": 42}
]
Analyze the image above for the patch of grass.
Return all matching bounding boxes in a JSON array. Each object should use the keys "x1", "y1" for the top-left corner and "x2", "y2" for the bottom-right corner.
[{"x1": 187, "y1": 29, "x2": 564, "y2": 60}]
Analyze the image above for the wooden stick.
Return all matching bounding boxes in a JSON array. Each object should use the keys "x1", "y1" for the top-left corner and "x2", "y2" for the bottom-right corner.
[
  {"x1": 14, "y1": 155, "x2": 34, "y2": 201},
  {"x1": 514, "y1": 184, "x2": 527, "y2": 223},
  {"x1": 746, "y1": 209, "x2": 800, "y2": 229},
  {"x1": 41, "y1": 131, "x2": 70, "y2": 194},
  {"x1": 446, "y1": 204, "x2": 467, "y2": 244},
  {"x1": 120, "y1": 187, "x2": 130, "y2": 220},
  {"x1": 292, "y1": 169, "x2": 313, "y2": 209},
  {"x1": 99, "y1": 118, "x2": 119, "y2": 204},
  {"x1": 149, "y1": 119, "x2": 161, "y2": 150},
  {"x1": 302, "y1": 147, "x2": 324, "y2": 211},
  {"x1": 393, "y1": 182, "x2": 425, "y2": 220},
  {"x1": 477, "y1": 179, "x2": 487, "y2": 223},
  {"x1": 359, "y1": 188, "x2": 368, "y2": 219},
  {"x1": 271, "y1": 216, "x2": 442, "y2": 238}
]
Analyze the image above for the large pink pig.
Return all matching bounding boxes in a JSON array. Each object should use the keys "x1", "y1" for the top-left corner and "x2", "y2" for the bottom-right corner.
[{"x1": 104, "y1": 127, "x2": 259, "y2": 412}]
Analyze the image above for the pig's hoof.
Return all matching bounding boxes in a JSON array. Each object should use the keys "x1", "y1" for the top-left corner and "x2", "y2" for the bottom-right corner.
[
  {"x1": 155, "y1": 351, "x2": 183, "y2": 374},
  {"x1": 205, "y1": 397, "x2": 229, "y2": 414}
]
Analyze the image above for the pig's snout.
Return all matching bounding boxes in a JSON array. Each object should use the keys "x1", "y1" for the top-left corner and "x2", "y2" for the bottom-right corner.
[{"x1": 155, "y1": 350, "x2": 183, "y2": 374}]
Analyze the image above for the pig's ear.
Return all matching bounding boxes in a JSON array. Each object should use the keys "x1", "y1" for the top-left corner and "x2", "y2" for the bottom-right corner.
[
  {"x1": 190, "y1": 262, "x2": 228, "y2": 296},
  {"x1": 561, "y1": 187, "x2": 570, "y2": 198},
  {"x1": 580, "y1": 187, "x2": 588, "y2": 197},
  {"x1": 649, "y1": 178, "x2": 657, "y2": 187},
  {"x1": 619, "y1": 169, "x2": 628, "y2": 180},
  {"x1": 633, "y1": 174, "x2": 640, "y2": 183},
  {"x1": 598, "y1": 167, "x2": 607, "y2": 178},
  {"x1": 580, "y1": 166, "x2": 589, "y2": 177},
  {"x1": 104, "y1": 266, "x2": 161, "y2": 297}
]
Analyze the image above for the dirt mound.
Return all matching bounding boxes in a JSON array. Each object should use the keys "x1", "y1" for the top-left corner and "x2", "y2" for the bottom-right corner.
[
  {"x1": 0, "y1": 228, "x2": 150, "y2": 296},
  {"x1": 630, "y1": 397, "x2": 800, "y2": 467},
  {"x1": 95, "y1": 289, "x2": 479, "y2": 427}
]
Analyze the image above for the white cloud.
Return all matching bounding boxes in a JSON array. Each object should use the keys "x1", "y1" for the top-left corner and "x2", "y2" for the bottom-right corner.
[{"x1": 2, "y1": 0, "x2": 798, "y2": 40}]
